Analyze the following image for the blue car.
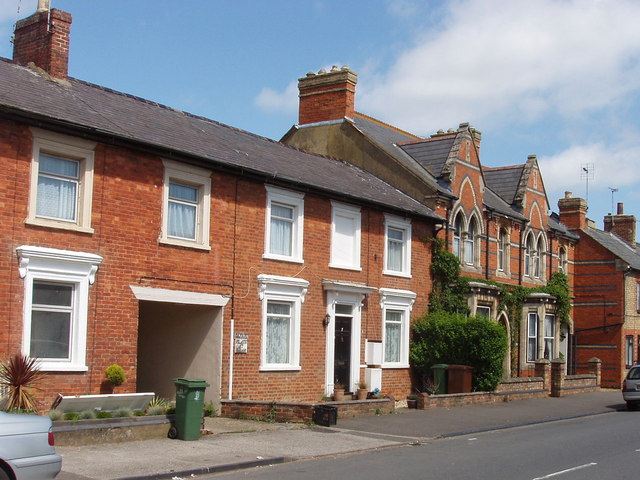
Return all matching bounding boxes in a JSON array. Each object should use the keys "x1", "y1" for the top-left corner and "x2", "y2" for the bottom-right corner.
[{"x1": 0, "y1": 412, "x2": 61, "y2": 479}]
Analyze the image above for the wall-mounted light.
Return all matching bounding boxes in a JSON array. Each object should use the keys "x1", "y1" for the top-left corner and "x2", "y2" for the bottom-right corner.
[{"x1": 323, "y1": 314, "x2": 331, "y2": 328}]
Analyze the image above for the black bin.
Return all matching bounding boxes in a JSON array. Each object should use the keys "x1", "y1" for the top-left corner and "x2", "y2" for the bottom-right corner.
[{"x1": 313, "y1": 405, "x2": 338, "y2": 426}]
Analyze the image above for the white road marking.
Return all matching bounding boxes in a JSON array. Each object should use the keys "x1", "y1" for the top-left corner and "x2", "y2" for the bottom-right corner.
[{"x1": 532, "y1": 463, "x2": 597, "y2": 479}]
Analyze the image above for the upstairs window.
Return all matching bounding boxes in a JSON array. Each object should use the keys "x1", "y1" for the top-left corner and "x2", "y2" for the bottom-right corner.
[
  {"x1": 497, "y1": 228, "x2": 509, "y2": 272},
  {"x1": 384, "y1": 215, "x2": 412, "y2": 277},
  {"x1": 559, "y1": 247, "x2": 567, "y2": 273},
  {"x1": 160, "y1": 160, "x2": 211, "y2": 250},
  {"x1": 525, "y1": 234, "x2": 534, "y2": 277},
  {"x1": 264, "y1": 186, "x2": 304, "y2": 263},
  {"x1": 464, "y1": 217, "x2": 477, "y2": 266},
  {"x1": 330, "y1": 202, "x2": 361, "y2": 270},
  {"x1": 453, "y1": 214, "x2": 463, "y2": 259},
  {"x1": 27, "y1": 128, "x2": 96, "y2": 233}
]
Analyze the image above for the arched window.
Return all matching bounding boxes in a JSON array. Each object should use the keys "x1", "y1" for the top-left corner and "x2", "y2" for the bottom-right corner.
[
  {"x1": 535, "y1": 236, "x2": 544, "y2": 278},
  {"x1": 465, "y1": 217, "x2": 477, "y2": 265},
  {"x1": 524, "y1": 234, "x2": 535, "y2": 277},
  {"x1": 497, "y1": 228, "x2": 508, "y2": 272},
  {"x1": 453, "y1": 213, "x2": 463, "y2": 259},
  {"x1": 558, "y1": 247, "x2": 567, "y2": 273}
]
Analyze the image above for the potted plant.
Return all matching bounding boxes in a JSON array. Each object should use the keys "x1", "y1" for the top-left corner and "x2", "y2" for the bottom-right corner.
[
  {"x1": 333, "y1": 382, "x2": 345, "y2": 401},
  {"x1": 0, "y1": 354, "x2": 43, "y2": 412},
  {"x1": 406, "y1": 394, "x2": 418, "y2": 409},
  {"x1": 356, "y1": 379, "x2": 368, "y2": 400},
  {"x1": 103, "y1": 364, "x2": 126, "y2": 393}
]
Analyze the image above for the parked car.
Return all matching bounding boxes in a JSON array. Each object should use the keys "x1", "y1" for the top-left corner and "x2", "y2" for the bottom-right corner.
[
  {"x1": 622, "y1": 365, "x2": 640, "y2": 410},
  {"x1": 0, "y1": 411, "x2": 61, "y2": 479}
]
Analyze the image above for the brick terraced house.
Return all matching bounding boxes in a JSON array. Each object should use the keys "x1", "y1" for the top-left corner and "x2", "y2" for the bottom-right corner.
[
  {"x1": 283, "y1": 67, "x2": 580, "y2": 378},
  {"x1": 0, "y1": 6, "x2": 443, "y2": 408},
  {"x1": 559, "y1": 194, "x2": 640, "y2": 387}
]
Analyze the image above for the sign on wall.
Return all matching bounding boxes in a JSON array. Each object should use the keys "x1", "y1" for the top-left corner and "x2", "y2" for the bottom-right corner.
[{"x1": 234, "y1": 332, "x2": 248, "y2": 354}]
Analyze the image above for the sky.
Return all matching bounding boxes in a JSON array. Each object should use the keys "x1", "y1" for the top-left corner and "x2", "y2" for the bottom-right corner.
[{"x1": 1, "y1": 0, "x2": 640, "y2": 230}]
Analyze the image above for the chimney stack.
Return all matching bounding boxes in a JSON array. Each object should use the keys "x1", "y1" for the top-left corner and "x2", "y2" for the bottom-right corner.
[
  {"x1": 604, "y1": 202, "x2": 636, "y2": 247},
  {"x1": 12, "y1": 3, "x2": 72, "y2": 80},
  {"x1": 558, "y1": 191, "x2": 588, "y2": 231},
  {"x1": 298, "y1": 66, "x2": 357, "y2": 125}
]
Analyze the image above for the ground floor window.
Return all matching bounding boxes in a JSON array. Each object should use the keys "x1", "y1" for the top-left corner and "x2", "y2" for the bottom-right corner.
[
  {"x1": 626, "y1": 336, "x2": 634, "y2": 367},
  {"x1": 379, "y1": 288, "x2": 416, "y2": 368},
  {"x1": 543, "y1": 314, "x2": 555, "y2": 360},
  {"x1": 17, "y1": 245, "x2": 102, "y2": 371},
  {"x1": 527, "y1": 313, "x2": 538, "y2": 362}
]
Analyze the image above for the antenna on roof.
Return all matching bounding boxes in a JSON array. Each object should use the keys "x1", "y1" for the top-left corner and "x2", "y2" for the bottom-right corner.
[
  {"x1": 608, "y1": 187, "x2": 618, "y2": 215},
  {"x1": 581, "y1": 163, "x2": 594, "y2": 208}
]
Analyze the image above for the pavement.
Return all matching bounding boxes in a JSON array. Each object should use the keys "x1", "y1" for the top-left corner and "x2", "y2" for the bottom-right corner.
[{"x1": 56, "y1": 389, "x2": 624, "y2": 480}]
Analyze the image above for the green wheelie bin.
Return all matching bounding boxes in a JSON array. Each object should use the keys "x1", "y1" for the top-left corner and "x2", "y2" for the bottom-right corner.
[
  {"x1": 430, "y1": 364, "x2": 448, "y2": 394},
  {"x1": 172, "y1": 378, "x2": 209, "y2": 440}
]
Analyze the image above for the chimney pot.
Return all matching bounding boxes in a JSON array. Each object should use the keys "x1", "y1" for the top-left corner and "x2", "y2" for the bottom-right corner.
[{"x1": 617, "y1": 202, "x2": 624, "y2": 214}]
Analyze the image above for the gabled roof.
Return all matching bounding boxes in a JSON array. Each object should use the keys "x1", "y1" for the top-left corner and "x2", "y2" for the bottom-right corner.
[
  {"x1": 0, "y1": 59, "x2": 442, "y2": 221},
  {"x1": 483, "y1": 188, "x2": 527, "y2": 221},
  {"x1": 483, "y1": 165, "x2": 525, "y2": 205},
  {"x1": 582, "y1": 227, "x2": 640, "y2": 270}
]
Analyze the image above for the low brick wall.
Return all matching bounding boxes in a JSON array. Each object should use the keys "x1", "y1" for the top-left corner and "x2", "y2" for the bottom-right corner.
[
  {"x1": 53, "y1": 415, "x2": 172, "y2": 446},
  {"x1": 220, "y1": 397, "x2": 395, "y2": 423}
]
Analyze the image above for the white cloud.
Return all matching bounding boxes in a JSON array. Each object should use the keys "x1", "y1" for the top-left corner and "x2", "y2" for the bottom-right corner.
[
  {"x1": 254, "y1": 81, "x2": 298, "y2": 115},
  {"x1": 538, "y1": 142, "x2": 640, "y2": 197},
  {"x1": 360, "y1": 0, "x2": 640, "y2": 135}
]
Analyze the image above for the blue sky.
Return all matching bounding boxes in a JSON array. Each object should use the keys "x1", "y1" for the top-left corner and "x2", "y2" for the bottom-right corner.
[{"x1": 2, "y1": 0, "x2": 640, "y2": 230}]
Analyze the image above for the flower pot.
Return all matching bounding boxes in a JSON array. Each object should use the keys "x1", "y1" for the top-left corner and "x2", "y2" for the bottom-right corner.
[
  {"x1": 407, "y1": 399, "x2": 417, "y2": 409},
  {"x1": 333, "y1": 388, "x2": 345, "y2": 401},
  {"x1": 356, "y1": 388, "x2": 368, "y2": 400}
]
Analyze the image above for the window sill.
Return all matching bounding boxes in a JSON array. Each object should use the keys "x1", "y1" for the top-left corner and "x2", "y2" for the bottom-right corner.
[
  {"x1": 262, "y1": 253, "x2": 304, "y2": 264},
  {"x1": 38, "y1": 363, "x2": 89, "y2": 372},
  {"x1": 259, "y1": 365, "x2": 302, "y2": 372},
  {"x1": 26, "y1": 218, "x2": 94, "y2": 234},
  {"x1": 382, "y1": 363, "x2": 410, "y2": 369},
  {"x1": 382, "y1": 270, "x2": 412, "y2": 279},
  {"x1": 329, "y1": 263, "x2": 362, "y2": 271},
  {"x1": 159, "y1": 237, "x2": 211, "y2": 251}
]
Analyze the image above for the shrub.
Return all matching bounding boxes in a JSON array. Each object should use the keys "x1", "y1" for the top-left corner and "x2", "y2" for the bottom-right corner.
[
  {"x1": 96, "y1": 411, "x2": 112, "y2": 419},
  {"x1": 411, "y1": 311, "x2": 507, "y2": 392},
  {"x1": 79, "y1": 409, "x2": 96, "y2": 420},
  {"x1": 0, "y1": 354, "x2": 43, "y2": 412},
  {"x1": 105, "y1": 364, "x2": 126, "y2": 387},
  {"x1": 64, "y1": 412, "x2": 80, "y2": 421},
  {"x1": 112, "y1": 407, "x2": 134, "y2": 418},
  {"x1": 48, "y1": 409, "x2": 64, "y2": 421},
  {"x1": 147, "y1": 405, "x2": 166, "y2": 416}
]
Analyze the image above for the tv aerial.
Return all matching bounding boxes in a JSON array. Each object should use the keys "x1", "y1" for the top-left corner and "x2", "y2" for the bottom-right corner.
[
  {"x1": 581, "y1": 164, "x2": 594, "y2": 207},
  {"x1": 608, "y1": 187, "x2": 618, "y2": 215}
]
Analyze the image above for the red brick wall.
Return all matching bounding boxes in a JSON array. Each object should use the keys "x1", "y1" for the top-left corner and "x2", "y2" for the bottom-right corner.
[{"x1": 0, "y1": 119, "x2": 434, "y2": 408}]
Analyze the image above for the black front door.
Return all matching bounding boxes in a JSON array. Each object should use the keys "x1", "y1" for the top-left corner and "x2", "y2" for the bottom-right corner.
[{"x1": 334, "y1": 315, "x2": 352, "y2": 390}]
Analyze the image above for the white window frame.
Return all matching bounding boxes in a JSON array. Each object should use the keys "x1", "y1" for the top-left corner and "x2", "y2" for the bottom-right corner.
[
  {"x1": 527, "y1": 312, "x2": 538, "y2": 362},
  {"x1": 559, "y1": 247, "x2": 567, "y2": 274},
  {"x1": 257, "y1": 274, "x2": 308, "y2": 371},
  {"x1": 383, "y1": 214, "x2": 412, "y2": 277},
  {"x1": 543, "y1": 314, "x2": 555, "y2": 360},
  {"x1": 453, "y1": 214, "x2": 463, "y2": 259},
  {"x1": 263, "y1": 186, "x2": 304, "y2": 263},
  {"x1": 17, "y1": 246, "x2": 102, "y2": 372},
  {"x1": 27, "y1": 128, "x2": 96, "y2": 233},
  {"x1": 379, "y1": 288, "x2": 416, "y2": 368},
  {"x1": 476, "y1": 305, "x2": 491, "y2": 318},
  {"x1": 464, "y1": 217, "x2": 477, "y2": 266},
  {"x1": 626, "y1": 336, "x2": 634, "y2": 367},
  {"x1": 329, "y1": 201, "x2": 361, "y2": 270},
  {"x1": 159, "y1": 159, "x2": 211, "y2": 250}
]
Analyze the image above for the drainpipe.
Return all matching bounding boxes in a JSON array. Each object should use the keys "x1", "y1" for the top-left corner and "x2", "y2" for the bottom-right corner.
[{"x1": 485, "y1": 213, "x2": 491, "y2": 279}]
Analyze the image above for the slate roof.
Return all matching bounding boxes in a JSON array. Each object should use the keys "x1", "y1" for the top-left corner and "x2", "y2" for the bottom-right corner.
[
  {"x1": 548, "y1": 213, "x2": 580, "y2": 241},
  {"x1": 0, "y1": 58, "x2": 442, "y2": 221},
  {"x1": 483, "y1": 188, "x2": 527, "y2": 221},
  {"x1": 483, "y1": 165, "x2": 525, "y2": 205},
  {"x1": 352, "y1": 113, "x2": 453, "y2": 196},
  {"x1": 397, "y1": 136, "x2": 456, "y2": 178},
  {"x1": 582, "y1": 227, "x2": 640, "y2": 270}
]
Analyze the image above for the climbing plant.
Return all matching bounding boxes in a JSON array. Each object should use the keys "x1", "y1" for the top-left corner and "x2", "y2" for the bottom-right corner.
[{"x1": 428, "y1": 238, "x2": 470, "y2": 315}]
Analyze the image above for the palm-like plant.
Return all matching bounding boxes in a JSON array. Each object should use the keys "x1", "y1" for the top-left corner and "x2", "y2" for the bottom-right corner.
[{"x1": 0, "y1": 354, "x2": 43, "y2": 413}]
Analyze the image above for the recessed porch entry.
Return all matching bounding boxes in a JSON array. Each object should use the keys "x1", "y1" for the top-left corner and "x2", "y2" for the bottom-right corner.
[{"x1": 131, "y1": 286, "x2": 226, "y2": 408}]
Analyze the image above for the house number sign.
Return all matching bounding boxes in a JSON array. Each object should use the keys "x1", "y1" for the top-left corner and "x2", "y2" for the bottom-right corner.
[{"x1": 234, "y1": 332, "x2": 248, "y2": 354}]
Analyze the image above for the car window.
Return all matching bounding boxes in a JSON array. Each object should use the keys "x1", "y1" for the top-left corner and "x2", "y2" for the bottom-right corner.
[{"x1": 628, "y1": 367, "x2": 640, "y2": 380}]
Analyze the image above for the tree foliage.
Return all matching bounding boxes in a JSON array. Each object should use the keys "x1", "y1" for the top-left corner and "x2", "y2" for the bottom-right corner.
[{"x1": 411, "y1": 311, "x2": 508, "y2": 392}]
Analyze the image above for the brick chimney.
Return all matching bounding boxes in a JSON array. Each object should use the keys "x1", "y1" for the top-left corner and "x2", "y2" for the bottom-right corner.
[
  {"x1": 12, "y1": 1, "x2": 72, "y2": 80},
  {"x1": 558, "y1": 191, "x2": 588, "y2": 230},
  {"x1": 604, "y1": 202, "x2": 636, "y2": 247},
  {"x1": 298, "y1": 66, "x2": 357, "y2": 125}
]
